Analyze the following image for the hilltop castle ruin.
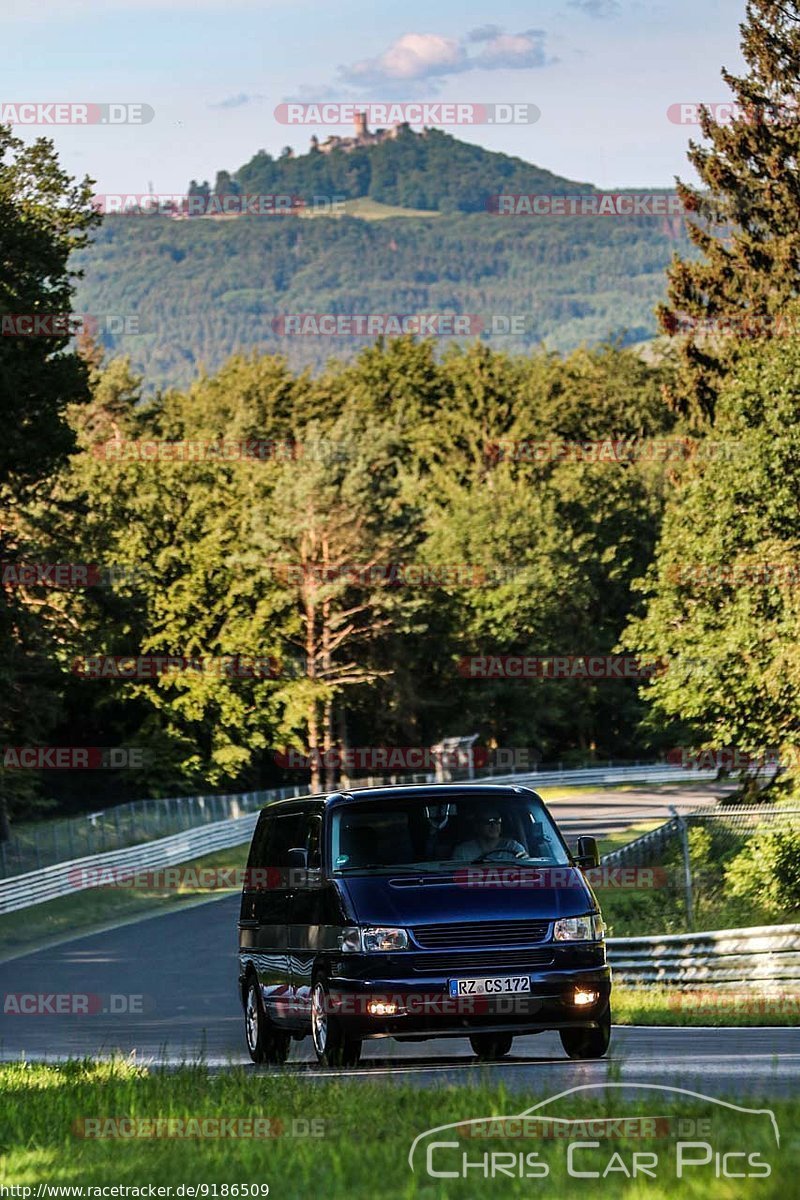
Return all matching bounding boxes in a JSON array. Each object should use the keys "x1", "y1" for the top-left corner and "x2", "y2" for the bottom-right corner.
[{"x1": 311, "y1": 112, "x2": 413, "y2": 155}]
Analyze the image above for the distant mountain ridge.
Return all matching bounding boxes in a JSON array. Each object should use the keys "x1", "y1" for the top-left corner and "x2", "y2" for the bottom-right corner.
[{"x1": 72, "y1": 126, "x2": 691, "y2": 390}]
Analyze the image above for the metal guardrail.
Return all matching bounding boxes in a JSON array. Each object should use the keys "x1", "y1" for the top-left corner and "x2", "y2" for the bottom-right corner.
[
  {"x1": 473, "y1": 764, "x2": 719, "y2": 789},
  {"x1": 0, "y1": 806, "x2": 273, "y2": 915},
  {"x1": 0, "y1": 790, "x2": 279, "y2": 881},
  {"x1": 352, "y1": 763, "x2": 721, "y2": 791},
  {"x1": 607, "y1": 924, "x2": 800, "y2": 991}
]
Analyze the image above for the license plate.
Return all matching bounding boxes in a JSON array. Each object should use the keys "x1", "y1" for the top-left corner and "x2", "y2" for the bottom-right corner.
[{"x1": 448, "y1": 975, "x2": 531, "y2": 997}]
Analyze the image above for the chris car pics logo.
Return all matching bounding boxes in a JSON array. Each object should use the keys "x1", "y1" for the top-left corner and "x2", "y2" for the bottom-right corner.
[{"x1": 408, "y1": 1084, "x2": 778, "y2": 1181}]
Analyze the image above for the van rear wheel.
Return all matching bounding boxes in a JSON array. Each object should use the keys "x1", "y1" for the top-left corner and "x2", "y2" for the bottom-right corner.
[
  {"x1": 244, "y1": 977, "x2": 291, "y2": 1065},
  {"x1": 311, "y1": 982, "x2": 362, "y2": 1068},
  {"x1": 469, "y1": 1032, "x2": 514, "y2": 1060},
  {"x1": 560, "y1": 1009, "x2": 611, "y2": 1059}
]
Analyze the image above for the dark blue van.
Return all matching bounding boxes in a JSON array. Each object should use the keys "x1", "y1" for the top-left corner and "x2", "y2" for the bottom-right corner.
[{"x1": 238, "y1": 783, "x2": 610, "y2": 1066}]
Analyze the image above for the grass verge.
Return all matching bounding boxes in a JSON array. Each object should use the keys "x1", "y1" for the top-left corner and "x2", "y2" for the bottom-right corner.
[
  {"x1": 0, "y1": 845, "x2": 248, "y2": 962},
  {"x1": 613, "y1": 985, "x2": 800, "y2": 1026},
  {"x1": 0, "y1": 1061, "x2": 796, "y2": 1195}
]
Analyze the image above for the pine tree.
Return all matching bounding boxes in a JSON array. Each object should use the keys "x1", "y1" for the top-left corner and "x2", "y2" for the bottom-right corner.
[{"x1": 659, "y1": 0, "x2": 800, "y2": 426}]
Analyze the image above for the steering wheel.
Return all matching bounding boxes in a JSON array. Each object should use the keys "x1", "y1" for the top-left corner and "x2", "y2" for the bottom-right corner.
[{"x1": 471, "y1": 847, "x2": 528, "y2": 863}]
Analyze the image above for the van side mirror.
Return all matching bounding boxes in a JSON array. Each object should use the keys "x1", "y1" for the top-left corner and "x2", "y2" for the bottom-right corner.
[
  {"x1": 574, "y1": 835, "x2": 599, "y2": 870},
  {"x1": 287, "y1": 847, "x2": 308, "y2": 870}
]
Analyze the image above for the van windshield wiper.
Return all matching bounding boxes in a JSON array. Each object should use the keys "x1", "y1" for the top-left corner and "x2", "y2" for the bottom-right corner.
[{"x1": 337, "y1": 864, "x2": 394, "y2": 873}]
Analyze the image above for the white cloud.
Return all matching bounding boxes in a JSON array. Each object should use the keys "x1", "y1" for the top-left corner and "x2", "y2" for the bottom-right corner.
[
  {"x1": 336, "y1": 27, "x2": 554, "y2": 95},
  {"x1": 466, "y1": 25, "x2": 504, "y2": 44},
  {"x1": 567, "y1": 0, "x2": 621, "y2": 17},
  {"x1": 209, "y1": 92, "x2": 266, "y2": 110},
  {"x1": 472, "y1": 32, "x2": 549, "y2": 70},
  {"x1": 342, "y1": 34, "x2": 466, "y2": 86}
]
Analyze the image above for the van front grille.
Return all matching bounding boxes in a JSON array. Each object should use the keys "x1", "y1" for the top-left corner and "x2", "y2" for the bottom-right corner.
[
  {"x1": 411, "y1": 920, "x2": 550, "y2": 949},
  {"x1": 411, "y1": 948, "x2": 554, "y2": 973}
]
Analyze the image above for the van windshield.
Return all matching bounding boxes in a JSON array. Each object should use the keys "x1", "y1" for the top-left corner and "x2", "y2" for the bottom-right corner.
[{"x1": 329, "y1": 793, "x2": 571, "y2": 874}]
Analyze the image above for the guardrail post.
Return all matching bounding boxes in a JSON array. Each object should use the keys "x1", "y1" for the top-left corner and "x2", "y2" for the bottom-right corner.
[{"x1": 670, "y1": 805, "x2": 694, "y2": 931}]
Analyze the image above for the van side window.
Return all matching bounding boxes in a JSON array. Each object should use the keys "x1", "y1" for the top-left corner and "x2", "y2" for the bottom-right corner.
[
  {"x1": 247, "y1": 811, "x2": 308, "y2": 873},
  {"x1": 247, "y1": 814, "x2": 274, "y2": 871}
]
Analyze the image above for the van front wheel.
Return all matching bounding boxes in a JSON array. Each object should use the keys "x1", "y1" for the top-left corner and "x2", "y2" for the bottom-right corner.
[
  {"x1": 311, "y1": 982, "x2": 362, "y2": 1068},
  {"x1": 560, "y1": 1010, "x2": 611, "y2": 1059},
  {"x1": 469, "y1": 1033, "x2": 514, "y2": 1060},
  {"x1": 244, "y1": 977, "x2": 290, "y2": 1065}
]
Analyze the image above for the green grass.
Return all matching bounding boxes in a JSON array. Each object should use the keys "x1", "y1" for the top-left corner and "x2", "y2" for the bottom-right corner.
[
  {"x1": 298, "y1": 195, "x2": 442, "y2": 220},
  {"x1": 0, "y1": 1061, "x2": 796, "y2": 1195},
  {"x1": 613, "y1": 985, "x2": 800, "y2": 1027},
  {"x1": 0, "y1": 845, "x2": 248, "y2": 961},
  {"x1": 596, "y1": 821, "x2": 663, "y2": 859}
]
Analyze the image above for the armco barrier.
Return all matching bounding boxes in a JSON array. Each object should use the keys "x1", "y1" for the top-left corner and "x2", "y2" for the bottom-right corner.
[
  {"x1": 607, "y1": 924, "x2": 800, "y2": 990},
  {"x1": 0, "y1": 808, "x2": 268, "y2": 915}
]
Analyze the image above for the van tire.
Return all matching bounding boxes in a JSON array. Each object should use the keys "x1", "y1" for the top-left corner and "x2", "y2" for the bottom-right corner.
[
  {"x1": 244, "y1": 976, "x2": 291, "y2": 1065},
  {"x1": 560, "y1": 1009, "x2": 611, "y2": 1059},
  {"x1": 311, "y1": 981, "x2": 362, "y2": 1068},
  {"x1": 469, "y1": 1033, "x2": 514, "y2": 1060}
]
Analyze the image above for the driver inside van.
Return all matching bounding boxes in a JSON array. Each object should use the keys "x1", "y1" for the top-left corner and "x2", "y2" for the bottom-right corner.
[{"x1": 453, "y1": 810, "x2": 527, "y2": 860}]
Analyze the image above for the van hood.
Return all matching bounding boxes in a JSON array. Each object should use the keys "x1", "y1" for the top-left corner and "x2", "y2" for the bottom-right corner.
[{"x1": 338, "y1": 866, "x2": 595, "y2": 927}]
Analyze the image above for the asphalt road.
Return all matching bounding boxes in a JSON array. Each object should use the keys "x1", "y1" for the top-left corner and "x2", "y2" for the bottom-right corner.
[
  {"x1": 545, "y1": 784, "x2": 735, "y2": 836},
  {"x1": 2, "y1": 894, "x2": 798, "y2": 1097}
]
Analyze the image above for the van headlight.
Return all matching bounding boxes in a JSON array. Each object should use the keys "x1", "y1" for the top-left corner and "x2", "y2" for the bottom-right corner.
[
  {"x1": 553, "y1": 914, "x2": 604, "y2": 942},
  {"x1": 339, "y1": 926, "x2": 409, "y2": 953}
]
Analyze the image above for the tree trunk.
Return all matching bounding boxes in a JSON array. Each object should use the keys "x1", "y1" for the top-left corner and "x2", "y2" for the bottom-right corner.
[
  {"x1": 305, "y1": 587, "x2": 320, "y2": 793},
  {"x1": 323, "y1": 696, "x2": 335, "y2": 791},
  {"x1": 308, "y1": 702, "x2": 320, "y2": 793}
]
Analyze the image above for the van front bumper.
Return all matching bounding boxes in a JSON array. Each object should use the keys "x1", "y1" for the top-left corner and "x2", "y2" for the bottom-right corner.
[{"x1": 322, "y1": 950, "x2": 611, "y2": 1039}]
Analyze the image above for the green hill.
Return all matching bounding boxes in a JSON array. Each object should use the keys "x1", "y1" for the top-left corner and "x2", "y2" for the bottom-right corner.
[
  {"x1": 72, "y1": 131, "x2": 691, "y2": 390},
  {"x1": 220, "y1": 125, "x2": 594, "y2": 214}
]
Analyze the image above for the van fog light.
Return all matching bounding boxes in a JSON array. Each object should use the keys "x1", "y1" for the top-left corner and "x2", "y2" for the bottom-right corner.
[
  {"x1": 367, "y1": 1000, "x2": 399, "y2": 1016},
  {"x1": 574, "y1": 988, "x2": 599, "y2": 1007}
]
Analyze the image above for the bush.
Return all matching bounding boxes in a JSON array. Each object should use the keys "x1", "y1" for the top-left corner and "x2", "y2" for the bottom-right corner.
[{"x1": 724, "y1": 828, "x2": 800, "y2": 916}]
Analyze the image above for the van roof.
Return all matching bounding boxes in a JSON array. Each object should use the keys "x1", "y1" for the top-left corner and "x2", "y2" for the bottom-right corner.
[{"x1": 258, "y1": 782, "x2": 540, "y2": 813}]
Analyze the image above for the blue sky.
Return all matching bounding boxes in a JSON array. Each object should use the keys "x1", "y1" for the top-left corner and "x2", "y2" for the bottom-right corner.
[{"x1": 4, "y1": 0, "x2": 748, "y2": 194}]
